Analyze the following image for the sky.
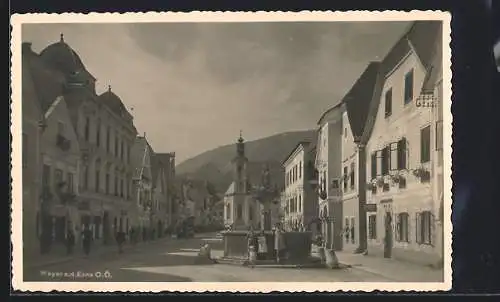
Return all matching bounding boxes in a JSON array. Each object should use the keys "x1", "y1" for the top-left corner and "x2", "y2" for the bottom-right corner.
[{"x1": 22, "y1": 21, "x2": 409, "y2": 163}]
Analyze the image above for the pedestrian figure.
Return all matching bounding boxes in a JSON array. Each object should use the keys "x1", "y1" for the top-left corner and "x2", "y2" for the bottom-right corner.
[
  {"x1": 82, "y1": 225, "x2": 92, "y2": 256},
  {"x1": 66, "y1": 225, "x2": 75, "y2": 255},
  {"x1": 116, "y1": 230, "x2": 125, "y2": 254}
]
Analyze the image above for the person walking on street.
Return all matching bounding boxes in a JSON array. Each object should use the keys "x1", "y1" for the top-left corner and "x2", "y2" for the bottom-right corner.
[
  {"x1": 66, "y1": 225, "x2": 75, "y2": 255},
  {"x1": 82, "y1": 225, "x2": 92, "y2": 257},
  {"x1": 116, "y1": 230, "x2": 125, "y2": 254}
]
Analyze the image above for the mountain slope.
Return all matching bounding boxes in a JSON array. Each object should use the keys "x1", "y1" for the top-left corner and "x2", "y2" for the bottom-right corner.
[{"x1": 176, "y1": 130, "x2": 317, "y2": 193}]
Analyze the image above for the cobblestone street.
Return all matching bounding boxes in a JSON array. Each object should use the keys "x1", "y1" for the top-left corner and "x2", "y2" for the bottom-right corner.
[{"x1": 23, "y1": 235, "x2": 443, "y2": 282}]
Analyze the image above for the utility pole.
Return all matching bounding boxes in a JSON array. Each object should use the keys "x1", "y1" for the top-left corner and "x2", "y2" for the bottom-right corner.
[{"x1": 356, "y1": 143, "x2": 368, "y2": 253}]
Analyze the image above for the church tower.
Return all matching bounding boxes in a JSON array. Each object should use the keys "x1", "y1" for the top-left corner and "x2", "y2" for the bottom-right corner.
[{"x1": 232, "y1": 131, "x2": 248, "y2": 194}]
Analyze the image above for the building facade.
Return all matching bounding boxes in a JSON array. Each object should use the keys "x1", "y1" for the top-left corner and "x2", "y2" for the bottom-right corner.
[
  {"x1": 36, "y1": 34, "x2": 138, "y2": 246},
  {"x1": 156, "y1": 152, "x2": 176, "y2": 229},
  {"x1": 315, "y1": 103, "x2": 344, "y2": 250},
  {"x1": 341, "y1": 62, "x2": 384, "y2": 254},
  {"x1": 130, "y1": 135, "x2": 153, "y2": 239},
  {"x1": 364, "y1": 21, "x2": 443, "y2": 265},
  {"x1": 340, "y1": 110, "x2": 360, "y2": 252},
  {"x1": 22, "y1": 43, "x2": 44, "y2": 257},
  {"x1": 223, "y1": 134, "x2": 260, "y2": 230},
  {"x1": 39, "y1": 95, "x2": 82, "y2": 250},
  {"x1": 151, "y1": 154, "x2": 167, "y2": 237},
  {"x1": 282, "y1": 141, "x2": 317, "y2": 232}
]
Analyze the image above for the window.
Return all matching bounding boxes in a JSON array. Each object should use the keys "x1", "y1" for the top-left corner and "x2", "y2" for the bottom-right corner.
[
  {"x1": 368, "y1": 215, "x2": 377, "y2": 239},
  {"x1": 344, "y1": 127, "x2": 347, "y2": 138},
  {"x1": 83, "y1": 166, "x2": 89, "y2": 190},
  {"x1": 397, "y1": 138, "x2": 407, "y2": 170},
  {"x1": 237, "y1": 204, "x2": 243, "y2": 219},
  {"x1": 376, "y1": 150, "x2": 383, "y2": 176},
  {"x1": 106, "y1": 126, "x2": 110, "y2": 153},
  {"x1": 95, "y1": 169, "x2": 100, "y2": 193},
  {"x1": 114, "y1": 176, "x2": 118, "y2": 196},
  {"x1": 57, "y1": 121, "x2": 65, "y2": 136},
  {"x1": 249, "y1": 205, "x2": 253, "y2": 221},
  {"x1": 84, "y1": 117, "x2": 90, "y2": 141},
  {"x1": 54, "y1": 169, "x2": 63, "y2": 187},
  {"x1": 225, "y1": 203, "x2": 231, "y2": 220},
  {"x1": 370, "y1": 152, "x2": 377, "y2": 180},
  {"x1": 350, "y1": 162, "x2": 355, "y2": 189},
  {"x1": 404, "y1": 69, "x2": 414, "y2": 104},
  {"x1": 420, "y1": 125, "x2": 431, "y2": 163},
  {"x1": 67, "y1": 173, "x2": 74, "y2": 193},
  {"x1": 96, "y1": 120, "x2": 101, "y2": 147},
  {"x1": 298, "y1": 195, "x2": 302, "y2": 212},
  {"x1": 396, "y1": 213, "x2": 409, "y2": 242},
  {"x1": 343, "y1": 167, "x2": 348, "y2": 190},
  {"x1": 384, "y1": 89, "x2": 393, "y2": 117},
  {"x1": 299, "y1": 162, "x2": 302, "y2": 179},
  {"x1": 390, "y1": 142, "x2": 398, "y2": 171},
  {"x1": 114, "y1": 132, "x2": 119, "y2": 156},
  {"x1": 105, "y1": 173, "x2": 110, "y2": 194},
  {"x1": 416, "y1": 211, "x2": 432, "y2": 245},
  {"x1": 120, "y1": 141, "x2": 124, "y2": 160},
  {"x1": 22, "y1": 133, "x2": 28, "y2": 168},
  {"x1": 381, "y1": 146, "x2": 390, "y2": 175},
  {"x1": 435, "y1": 121, "x2": 443, "y2": 151},
  {"x1": 42, "y1": 164, "x2": 51, "y2": 186},
  {"x1": 120, "y1": 179, "x2": 124, "y2": 197}
]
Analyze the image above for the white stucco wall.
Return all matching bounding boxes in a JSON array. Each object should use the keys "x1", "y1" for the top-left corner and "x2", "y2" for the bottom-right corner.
[{"x1": 365, "y1": 50, "x2": 438, "y2": 262}]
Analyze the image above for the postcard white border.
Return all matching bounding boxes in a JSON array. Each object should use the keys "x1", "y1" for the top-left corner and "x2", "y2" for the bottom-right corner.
[{"x1": 11, "y1": 10, "x2": 452, "y2": 292}]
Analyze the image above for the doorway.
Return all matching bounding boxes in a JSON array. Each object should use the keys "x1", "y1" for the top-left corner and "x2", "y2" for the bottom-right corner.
[
  {"x1": 383, "y1": 211, "x2": 393, "y2": 258},
  {"x1": 103, "y1": 212, "x2": 110, "y2": 244}
]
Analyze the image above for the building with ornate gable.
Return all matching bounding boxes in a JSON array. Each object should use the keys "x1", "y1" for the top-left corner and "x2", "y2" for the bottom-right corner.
[
  {"x1": 363, "y1": 21, "x2": 443, "y2": 265},
  {"x1": 32, "y1": 34, "x2": 138, "y2": 246}
]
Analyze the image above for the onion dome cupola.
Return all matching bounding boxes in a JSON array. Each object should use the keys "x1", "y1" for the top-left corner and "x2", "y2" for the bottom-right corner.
[
  {"x1": 98, "y1": 85, "x2": 132, "y2": 120},
  {"x1": 236, "y1": 130, "x2": 246, "y2": 157},
  {"x1": 39, "y1": 33, "x2": 96, "y2": 82}
]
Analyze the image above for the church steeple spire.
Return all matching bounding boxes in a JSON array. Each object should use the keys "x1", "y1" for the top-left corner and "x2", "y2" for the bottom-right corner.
[{"x1": 236, "y1": 130, "x2": 245, "y2": 157}]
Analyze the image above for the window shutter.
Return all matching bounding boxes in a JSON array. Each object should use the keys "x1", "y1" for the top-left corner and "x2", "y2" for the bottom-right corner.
[
  {"x1": 397, "y1": 138, "x2": 407, "y2": 170},
  {"x1": 371, "y1": 153, "x2": 377, "y2": 180}
]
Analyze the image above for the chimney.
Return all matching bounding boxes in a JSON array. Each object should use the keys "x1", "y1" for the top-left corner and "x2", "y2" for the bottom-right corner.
[{"x1": 22, "y1": 42, "x2": 32, "y2": 53}]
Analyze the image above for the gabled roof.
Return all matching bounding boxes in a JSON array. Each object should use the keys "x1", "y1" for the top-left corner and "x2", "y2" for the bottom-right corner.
[
  {"x1": 343, "y1": 62, "x2": 383, "y2": 143},
  {"x1": 281, "y1": 141, "x2": 314, "y2": 167},
  {"x1": 317, "y1": 102, "x2": 344, "y2": 126},
  {"x1": 358, "y1": 21, "x2": 443, "y2": 144},
  {"x1": 380, "y1": 21, "x2": 442, "y2": 77}
]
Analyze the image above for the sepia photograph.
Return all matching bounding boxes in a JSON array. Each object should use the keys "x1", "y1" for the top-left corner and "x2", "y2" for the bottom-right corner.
[{"x1": 11, "y1": 11, "x2": 452, "y2": 292}]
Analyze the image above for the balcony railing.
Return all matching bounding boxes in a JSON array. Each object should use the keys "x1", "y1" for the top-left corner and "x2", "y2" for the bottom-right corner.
[{"x1": 56, "y1": 134, "x2": 71, "y2": 151}]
